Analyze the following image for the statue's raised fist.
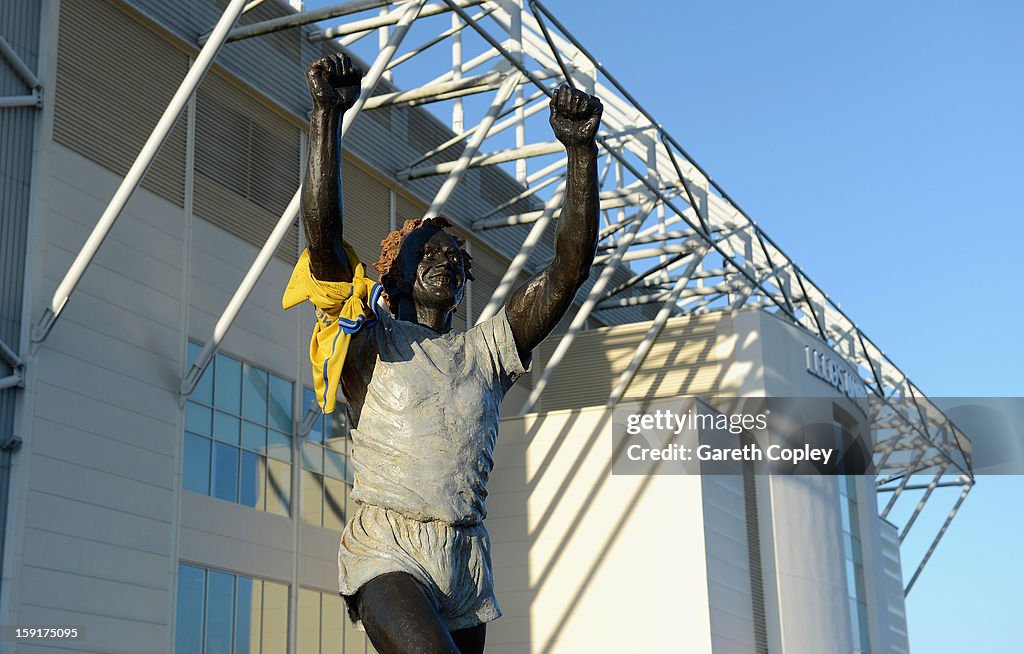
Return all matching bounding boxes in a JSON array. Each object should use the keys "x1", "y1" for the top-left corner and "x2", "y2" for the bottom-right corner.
[
  {"x1": 306, "y1": 54, "x2": 362, "y2": 111},
  {"x1": 549, "y1": 84, "x2": 603, "y2": 149}
]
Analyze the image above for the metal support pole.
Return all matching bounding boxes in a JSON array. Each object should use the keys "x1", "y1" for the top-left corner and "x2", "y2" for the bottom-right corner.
[
  {"x1": 386, "y1": 6, "x2": 495, "y2": 73},
  {"x1": 606, "y1": 249, "x2": 707, "y2": 407},
  {"x1": 362, "y1": 71, "x2": 505, "y2": 111},
  {"x1": 402, "y1": 90, "x2": 548, "y2": 171},
  {"x1": 471, "y1": 159, "x2": 564, "y2": 226},
  {"x1": 0, "y1": 339, "x2": 21, "y2": 370},
  {"x1": 0, "y1": 35, "x2": 41, "y2": 90},
  {"x1": 879, "y1": 481, "x2": 968, "y2": 492},
  {"x1": 181, "y1": 192, "x2": 302, "y2": 395},
  {"x1": 426, "y1": 73, "x2": 521, "y2": 218},
  {"x1": 904, "y1": 479, "x2": 972, "y2": 596},
  {"x1": 0, "y1": 337, "x2": 24, "y2": 389},
  {"x1": 200, "y1": 0, "x2": 391, "y2": 44},
  {"x1": 898, "y1": 465, "x2": 948, "y2": 544},
  {"x1": 403, "y1": 140, "x2": 562, "y2": 180},
  {"x1": 0, "y1": 33, "x2": 42, "y2": 107},
  {"x1": 475, "y1": 185, "x2": 565, "y2": 324},
  {"x1": 181, "y1": 0, "x2": 426, "y2": 396},
  {"x1": 880, "y1": 444, "x2": 928, "y2": 519},
  {"x1": 312, "y1": 0, "x2": 485, "y2": 40},
  {"x1": 0, "y1": 96, "x2": 39, "y2": 108},
  {"x1": 520, "y1": 203, "x2": 653, "y2": 414},
  {"x1": 379, "y1": 7, "x2": 392, "y2": 83},
  {"x1": 32, "y1": 0, "x2": 250, "y2": 347},
  {"x1": 341, "y1": 0, "x2": 428, "y2": 136},
  {"x1": 450, "y1": 12, "x2": 463, "y2": 132},
  {"x1": 475, "y1": 189, "x2": 648, "y2": 230}
]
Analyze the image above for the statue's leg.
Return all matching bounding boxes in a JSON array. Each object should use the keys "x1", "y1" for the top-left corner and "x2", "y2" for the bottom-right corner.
[
  {"x1": 356, "y1": 571, "x2": 462, "y2": 654},
  {"x1": 450, "y1": 624, "x2": 486, "y2": 654}
]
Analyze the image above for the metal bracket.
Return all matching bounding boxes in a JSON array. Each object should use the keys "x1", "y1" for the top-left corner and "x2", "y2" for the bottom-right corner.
[
  {"x1": 0, "y1": 34, "x2": 42, "y2": 109},
  {"x1": 0, "y1": 339, "x2": 25, "y2": 390}
]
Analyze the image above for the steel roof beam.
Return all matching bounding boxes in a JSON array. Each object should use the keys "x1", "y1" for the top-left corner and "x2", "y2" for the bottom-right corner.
[{"x1": 310, "y1": 0, "x2": 486, "y2": 40}]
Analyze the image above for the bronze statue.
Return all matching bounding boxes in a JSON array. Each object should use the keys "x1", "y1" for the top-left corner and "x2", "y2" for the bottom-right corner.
[{"x1": 289, "y1": 53, "x2": 602, "y2": 654}]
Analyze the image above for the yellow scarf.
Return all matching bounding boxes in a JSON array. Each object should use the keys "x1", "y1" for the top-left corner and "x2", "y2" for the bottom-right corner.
[{"x1": 282, "y1": 243, "x2": 383, "y2": 414}]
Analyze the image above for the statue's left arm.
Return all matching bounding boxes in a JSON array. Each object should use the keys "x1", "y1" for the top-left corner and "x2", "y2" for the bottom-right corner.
[{"x1": 506, "y1": 85, "x2": 603, "y2": 361}]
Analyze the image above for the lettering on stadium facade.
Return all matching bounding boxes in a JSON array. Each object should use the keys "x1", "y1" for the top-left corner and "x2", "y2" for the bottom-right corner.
[{"x1": 804, "y1": 346, "x2": 868, "y2": 409}]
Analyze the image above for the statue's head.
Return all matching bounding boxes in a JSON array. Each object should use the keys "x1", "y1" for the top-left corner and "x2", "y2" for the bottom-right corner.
[{"x1": 374, "y1": 217, "x2": 474, "y2": 315}]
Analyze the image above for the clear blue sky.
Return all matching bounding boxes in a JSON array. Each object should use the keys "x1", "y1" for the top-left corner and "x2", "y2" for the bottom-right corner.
[{"x1": 309, "y1": 1, "x2": 1024, "y2": 650}]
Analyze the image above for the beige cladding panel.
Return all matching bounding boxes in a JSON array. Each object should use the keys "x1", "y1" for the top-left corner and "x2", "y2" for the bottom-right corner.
[
  {"x1": 195, "y1": 70, "x2": 301, "y2": 263},
  {"x1": 340, "y1": 157, "x2": 391, "y2": 270},
  {"x1": 396, "y1": 191, "x2": 427, "y2": 225},
  {"x1": 537, "y1": 312, "x2": 737, "y2": 411},
  {"x1": 488, "y1": 407, "x2": 714, "y2": 653},
  {"x1": 54, "y1": 0, "x2": 188, "y2": 207}
]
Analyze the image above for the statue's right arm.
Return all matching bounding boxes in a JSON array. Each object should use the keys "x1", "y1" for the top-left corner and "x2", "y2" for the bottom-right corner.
[{"x1": 301, "y1": 54, "x2": 363, "y2": 282}]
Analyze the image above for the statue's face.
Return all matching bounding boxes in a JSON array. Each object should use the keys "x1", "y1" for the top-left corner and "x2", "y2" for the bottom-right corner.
[{"x1": 397, "y1": 225, "x2": 466, "y2": 311}]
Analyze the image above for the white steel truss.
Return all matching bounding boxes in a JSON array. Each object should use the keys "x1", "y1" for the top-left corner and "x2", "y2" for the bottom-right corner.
[{"x1": 30, "y1": 0, "x2": 975, "y2": 595}]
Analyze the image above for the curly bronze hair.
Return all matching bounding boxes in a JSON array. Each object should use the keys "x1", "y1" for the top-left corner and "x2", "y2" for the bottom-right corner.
[{"x1": 372, "y1": 216, "x2": 474, "y2": 312}]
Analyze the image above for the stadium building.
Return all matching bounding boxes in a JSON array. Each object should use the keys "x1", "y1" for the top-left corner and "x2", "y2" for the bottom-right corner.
[{"x1": 0, "y1": 1, "x2": 973, "y2": 652}]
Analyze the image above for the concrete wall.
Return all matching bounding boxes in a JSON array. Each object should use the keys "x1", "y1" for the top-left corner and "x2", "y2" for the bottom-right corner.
[
  {"x1": 876, "y1": 519, "x2": 910, "y2": 654},
  {"x1": 488, "y1": 404, "x2": 715, "y2": 654}
]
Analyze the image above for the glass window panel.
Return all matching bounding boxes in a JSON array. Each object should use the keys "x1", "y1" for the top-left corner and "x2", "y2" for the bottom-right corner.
[
  {"x1": 849, "y1": 597, "x2": 862, "y2": 651},
  {"x1": 268, "y1": 375, "x2": 293, "y2": 432},
  {"x1": 840, "y1": 501, "x2": 851, "y2": 534},
  {"x1": 206, "y1": 570, "x2": 235, "y2": 654},
  {"x1": 267, "y1": 458, "x2": 291, "y2": 516},
  {"x1": 240, "y1": 451, "x2": 265, "y2": 510},
  {"x1": 848, "y1": 509, "x2": 862, "y2": 540},
  {"x1": 302, "y1": 442, "x2": 324, "y2": 473},
  {"x1": 235, "y1": 576, "x2": 260, "y2": 654},
  {"x1": 854, "y1": 563, "x2": 867, "y2": 599},
  {"x1": 268, "y1": 430, "x2": 292, "y2": 463},
  {"x1": 324, "y1": 477, "x2": 347, "y2": 532},
  {"x1": 330, "y1": 411, "x2": 347, "y2": 440},
  {"x1": 303, "y1": 388, "x2": 323, "y2": 443},
  {"x1": 175, "y1": 564, "x2": 205, "y2": 654},
  {"x1": 214, "y1": 411, "x2": 241, "y2": 445},
  {"x1": 845, "y1": 559, "x2": 857, "y2": 596},
  {"x1": 324, "y1": 449, "x2": 345, "y2": 481},
  {"x1": 302, "y1": 469, "x2": 324, "y2": 527},
  {"x1": 307, "y1": 416, "x2": 325, "y2": 444},
  {"x1": 325, "y1": 434, "x2": 346, "y2": 456},
  {"x1": 858, "y1": 602, "x2": 871, "y2": 652},
  {"x1": 298, "y1": 588, "x2": 320, "y2": 654},
  {"x1": 322, "y1": 591, "x2": 344, "y2": 654},
  {"x1": 185, "y1": 402, "x2": 212, "y2": 437},
  {"x1": 851, "y1": 536, "x2": 863, "y2": 563},
  {"x1": 845, "y1": 475, "x2": 858, "y2": 499},
  {"x1": 188, "y1": 341, "x2": 214, "y2": 405},
  {"x1": 302, "y1": 387, "x2": 317, "y2": 411},
  {"x1": 243, "y1": 365, "x2": 269, "y2": 424},
  {"x1": 213, "y1": 442, "x2": 239, "y2": 503},
  {"x1": 215, "y1": 354, "x2": 242, "y2": 414},
  {"x1": 837, "y1": 474, "x2": 848, "y2": 498},
  {"x1": 242, "y1": 422, "x2": 267, "y2": 454},
  {"x1": 262, "y1": 581, "x2": 289, "y2": 654},
  {"x1": 183, "y1": 433, "x2": 211, "y2": 495}
]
